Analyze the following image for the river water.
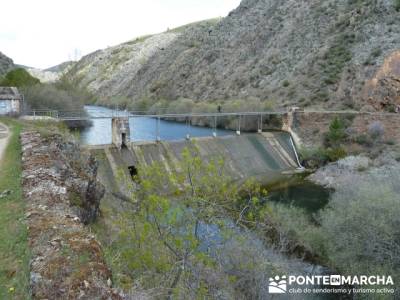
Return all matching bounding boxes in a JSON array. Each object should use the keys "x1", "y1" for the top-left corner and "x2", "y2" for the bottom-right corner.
[{"x1": 80, "y1": 105, "x2": 234, "y2": 145}]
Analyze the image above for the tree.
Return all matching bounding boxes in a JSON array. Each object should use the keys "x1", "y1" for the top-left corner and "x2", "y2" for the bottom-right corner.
[
  {"x1": 115, "y1": 145, "x2": 270, "y2": 298},
  {"x1": 325, "y1": 117, "x2": 346, "y2": 147},
  {"x1": 0, "y1": 68, "x2": 40, "y2": 87}
]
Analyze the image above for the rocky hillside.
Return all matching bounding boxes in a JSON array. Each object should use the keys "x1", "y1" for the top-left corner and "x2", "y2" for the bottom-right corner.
[
  {"x1": 0, "y1": 52, "x2": 14, "y2": 77},
  {"x1": 26, "y1": 62, "x2": 75, "y2": 83},
  {"x1": 66, "y1": 0, "x2": 400, "y2": 112}
]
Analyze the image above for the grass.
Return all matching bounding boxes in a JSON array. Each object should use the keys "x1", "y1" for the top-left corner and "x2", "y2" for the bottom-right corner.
[{"x1": 0, "y1": 118, "x2": 30, "y2": 300}]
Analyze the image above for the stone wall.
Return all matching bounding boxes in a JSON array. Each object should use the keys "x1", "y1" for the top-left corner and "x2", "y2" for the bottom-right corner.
[{"x1": 21, "y1": 131, "x2": 124, "y2": 299}]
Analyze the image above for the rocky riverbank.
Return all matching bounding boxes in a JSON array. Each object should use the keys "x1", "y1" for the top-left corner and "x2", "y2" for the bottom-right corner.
[
  {"x1": 21, "y1": 131, "x2": 124, "y2": 299},
  {"x1": 308, "y1": 150, "x2": 400, "y2": 189}
]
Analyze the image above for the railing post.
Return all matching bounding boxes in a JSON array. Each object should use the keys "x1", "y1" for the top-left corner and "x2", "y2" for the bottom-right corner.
[
  {"x1": 213, "y1": 115, "x2": 217, "y2": 137},
  {"x1": 186, "y1": 116, "x2": 191, "y2": 140},
  {"x1": 236, "y1": 115, "x2": 241, "y2": 135},
  {"x1": 156, "y1": 116, "x2": 161, "y2": 142},
  {"x1": 258, "y1": 114, "x2": 263, "y2": 133}
]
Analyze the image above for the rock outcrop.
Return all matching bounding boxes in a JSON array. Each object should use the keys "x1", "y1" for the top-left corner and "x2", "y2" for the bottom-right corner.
[
  {"x1": 0, "y1": 51, "x2": 14, "y2": 76},
  {"x1": 26, "y1": 61, "x2": 75, "y2": 83},
  {"x1": 66, "y1": 0, "x2": 400, "y2": 112},
  {"x1": 362, "y1": 50, "x2": 400, "y2": 111},
  {"x1": 21, "y1": 131, "x2": 123, "y2": 299}
]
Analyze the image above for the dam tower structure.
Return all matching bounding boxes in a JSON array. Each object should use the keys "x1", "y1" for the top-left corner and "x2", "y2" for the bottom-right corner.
[{"x1": 112, "y1": 117, "x2": 130, "y2": 149}]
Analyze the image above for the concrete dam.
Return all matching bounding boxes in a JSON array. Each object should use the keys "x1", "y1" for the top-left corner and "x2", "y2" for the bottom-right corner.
[{"x1": 88, "y1": 117, "x2": 304, "y2": 190}]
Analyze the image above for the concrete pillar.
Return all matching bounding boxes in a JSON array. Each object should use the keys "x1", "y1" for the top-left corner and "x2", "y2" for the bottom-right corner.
[
  {"x1": 112, "y1": 117, "x2": 130, "y2": 149},
  {"x1": 282, "y1": 107, "x2": 302, "y2": 147}
]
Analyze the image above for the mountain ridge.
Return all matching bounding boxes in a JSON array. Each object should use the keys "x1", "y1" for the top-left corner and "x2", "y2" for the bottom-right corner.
[{"x1": 63, "y1": 0, "x2": 400, "y2": 112}]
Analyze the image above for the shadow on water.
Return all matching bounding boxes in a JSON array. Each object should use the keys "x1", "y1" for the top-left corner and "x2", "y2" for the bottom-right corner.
[{"x1": 266, "y1": 177, "x2": 332, "y2": 213}]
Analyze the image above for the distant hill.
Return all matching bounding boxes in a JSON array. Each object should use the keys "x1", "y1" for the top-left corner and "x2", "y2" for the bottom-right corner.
[
  {"x1": 45, "y1": 61, "x2": 75, "y2": 73},
  {"x1": 65, "y1": 0, "x2": 400, "y2": 112},
  {"x1": 26, "y1": 61, "x2": 75, "y2": 83},
  {"x1": 0, "y1": 52, "x2": 14, "y2": 77}
]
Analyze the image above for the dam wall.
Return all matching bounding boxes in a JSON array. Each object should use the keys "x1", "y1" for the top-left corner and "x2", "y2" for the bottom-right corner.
[{"x1": 94, "y1": 132, "x2": 303, "y2": 190}]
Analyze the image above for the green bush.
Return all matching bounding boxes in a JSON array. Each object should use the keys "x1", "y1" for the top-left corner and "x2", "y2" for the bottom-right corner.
[
  {"x1": 22, "y1": 83, "x2": 85, "y2": 111},
  {"x1": 0, "y1": 68, "x2": 40, "y2": 87},
  {"x1": 128, "y1": 97, "x2": 157, "y2": 112},
  {"x1": 265, "y1": 203, "x2": 324, "y2": 255},
  {"x1": 325, "y1": 147, "x2": 347, "y2": 162},
  {"x1": 324, "y1": 117, "x2": 347, "y2": 147},
  {"x1": 166, "y1": 98, "x2": 195, "y2": 114},
  {"x1": 299, "y1": 147, "x2": 330, "y2": 168},
  {"x1": 319, "y1": 171, "x2": 400, "y2": 283},
  {"x1": 300, "y1": 146, "x2": 347, "y2": 168},
  {"x1": 354, "y1": 134, "x2": 373, "y2": 147},
  {"x1": 322, "y1": 33, "x2": 354, "y2": 85}
]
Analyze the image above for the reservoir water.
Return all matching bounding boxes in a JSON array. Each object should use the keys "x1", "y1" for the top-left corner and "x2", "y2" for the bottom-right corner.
[{"x1": 80, "y1": 105, "x2": 234, "y2": 145}]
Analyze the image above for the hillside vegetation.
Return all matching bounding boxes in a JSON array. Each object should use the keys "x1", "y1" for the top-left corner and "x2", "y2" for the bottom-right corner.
[
  {"x1": 65, "y1": 0, "x2": 400, "y2": 112},
  {"x1": 0, "y1": 52, "x2": 14, "y2": 79},
  {"x1": 0, "y1": 68, "x2": 93, "y2": 113}
]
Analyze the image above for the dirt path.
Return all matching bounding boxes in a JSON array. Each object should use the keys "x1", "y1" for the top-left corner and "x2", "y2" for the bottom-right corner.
[{"x1": 0, "y1": 122, "x2": 10, "y2": 163}]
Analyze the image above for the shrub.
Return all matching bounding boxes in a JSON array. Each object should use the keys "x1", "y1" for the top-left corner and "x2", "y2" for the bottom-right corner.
[
  {"x1": 166, "y1": 98, "x2": 195, "y2": 114},
  {"x1": 265, "y1": 203, "x2": 322, "y2": 254},
  {"x1": 324, "y1": 117, "x2": 347, "y2": 147},
  {"x1": 128, "y1": 97, "x2": 156, "y2": 112},
  {"x1": 104, "y1": 96, "x2": 130, "y2": 109},
  {"x1": 299, "y1": 147, "x2": 330, "y2": 168},
  {"x1": 282, "y1": 80, "x2": 290, "y2": 87},
  {"x1": 371, "y1": 48, "x2": 382, "y2": 58},
  {"x1": 22, "y1": 83, "x2": 85, "y2": 111},
  {"x1": 321, "y1": 33, "x2": 353, "y2": 85},
  {"x1": 148, "y1": 99, "x2": 169, "y2": 114},
  {"x1": 318, "y1": 169, "x2": 400, "y2": 282},
  {"x1": 354, "y1": 134, "x2": 373, "y2": 147},
  {"x1": 367, "y1": 121, "x2": 384, "y2": 140},
  {"x1": 325, "y1": 147, "x2": 347, "y2": 162},
  {"x1": 223, "y1": 98, "x2": 263, "y2": 113},
  {"x1": 0, "y1": 68, "x2": 40, "y2": 87}
]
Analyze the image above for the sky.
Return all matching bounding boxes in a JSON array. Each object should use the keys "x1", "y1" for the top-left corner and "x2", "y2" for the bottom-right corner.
[{"x1": 0, "y1": 0, "x2": 241, "y2": 69}]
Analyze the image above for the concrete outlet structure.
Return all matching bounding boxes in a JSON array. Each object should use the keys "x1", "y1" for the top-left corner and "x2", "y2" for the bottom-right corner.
[{"x1": 112, "y1": 117, "x2": 130, "y2": 149}]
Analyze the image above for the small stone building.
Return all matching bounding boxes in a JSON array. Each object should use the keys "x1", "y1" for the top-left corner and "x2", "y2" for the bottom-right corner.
[{"x1": 0, "y1": 87, "x2": 22, "y2": 115}]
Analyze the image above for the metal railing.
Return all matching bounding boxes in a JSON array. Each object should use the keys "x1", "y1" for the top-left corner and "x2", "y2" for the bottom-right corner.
[
  {"x1": 24, "y1": 110, "x2": 285, "y2": 120},
  {"x1": 23, "y1": 108, "x2": 400, "y2": 121}
]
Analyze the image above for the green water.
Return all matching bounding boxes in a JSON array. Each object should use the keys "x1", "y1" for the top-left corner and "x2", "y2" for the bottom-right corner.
[{"x1": 266, "y1": 178, "x2": 332, "y2": 213}]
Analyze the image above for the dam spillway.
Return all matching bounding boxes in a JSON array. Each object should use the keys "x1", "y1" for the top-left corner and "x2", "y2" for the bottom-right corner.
[{"x1": 91, "y1": 131, "x2": 303, "y2": 188}]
